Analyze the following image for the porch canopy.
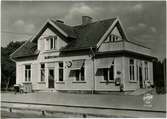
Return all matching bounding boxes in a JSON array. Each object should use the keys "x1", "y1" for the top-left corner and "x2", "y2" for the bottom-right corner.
[
  {"x1": 70, "y1": 59, "x2": 85, "y2": 70},
  {"x1": 96, "y1": 58, "x2": 114, "y2": 69}
]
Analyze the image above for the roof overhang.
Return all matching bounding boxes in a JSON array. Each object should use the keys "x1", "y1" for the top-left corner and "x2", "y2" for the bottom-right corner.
[{"x1": 95, "y1": 50, "x2": 157, "y2": 61}]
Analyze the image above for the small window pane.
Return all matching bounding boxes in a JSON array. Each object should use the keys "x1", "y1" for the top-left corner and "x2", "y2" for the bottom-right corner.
[
  {"x1": 75, "y1": 70, "x2": 80, "y2": 81},
  {"x1": 28, "y1": 70, "x2": 31, "y2": 81},
  {"x1": 59, "y1": 69, "x2": 63, "y2": 81},
  {"x1": 25, "y1": 65, "x2": 31, "y2": 69},
  {"x1": 130, "y1": 59, "x2": 134, "y2": 64},
  {"x1": 50, "y1": 38, "x2": 53, "y2": 49},
  {"x1": 41, "y1": 64, "x2": 45, "y2": 68},
  {"x1": 25, "y1": 71, "x2": 27, "y2": 81},
  {"x1": 109, "y1": 66, "x2": 114, "y2": 80},
  {"x1": 81, "y1": 67, "x2": 84, "y2": 81},
  {"x1": 103, "y1": 68, "x2": 108, "y2": 81},
  {"x1": 59, "y1": 62, "x2": 63, "y2": 67}
]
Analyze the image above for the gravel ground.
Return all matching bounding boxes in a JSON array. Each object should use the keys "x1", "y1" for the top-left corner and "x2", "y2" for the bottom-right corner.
[
  {"x1": 1, "y1": 91, "x2": 166, "y2": 111},
  {"x1": 1, "y1": 110, "x2": 122, "y2": 118}
]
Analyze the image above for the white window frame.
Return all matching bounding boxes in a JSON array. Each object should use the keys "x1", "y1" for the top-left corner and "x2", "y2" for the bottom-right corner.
[
  {"x1": 102, "y1": 62, "x2": 114, "y2": 82},
  {"x1": 58, "y1": 62, "x2": 64, "y2": 82},
  {"x1": 145, "y1": 62, "x2": 148, "y2": 81},
  {"x1": 104, "y1": 34, "x2": 122, "y2": 43},
  {"x1": 136, "y1": 61, "x2": 139, "y2": 81},
  {"x1": 73, "y1": 66, "x2": 85, "y2": 82},
  {"x1": 129, "y1": 59, "x2": 135, "y2": 82},
  {"x1": 40, "y1": 64, "x2": 45, "y2": 82},
  {"x1": 49, "y1": 36, "x2": 57, "y2": 50},
  {"x1": 25, "y1": 65, "x2": 31, "y2": 82}
]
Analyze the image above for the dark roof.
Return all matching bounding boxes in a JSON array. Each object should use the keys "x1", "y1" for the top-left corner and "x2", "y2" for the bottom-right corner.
[
  {"x1": 11, "y1": 18, "x2": 118, "y2": 59},
  {"x1": 10, "y1": 40, "x2": 39, "y2": 59},
  {"x1": 63, "y1": 18, "x2": 117, "y2": 50},
  {"x1": 51, "y1": 20, "x2": 77, "y2": 39}
]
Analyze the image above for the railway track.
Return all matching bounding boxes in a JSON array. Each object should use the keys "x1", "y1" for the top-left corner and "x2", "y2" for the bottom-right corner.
[{"x1": 1, "y1": 101, "x2": 166, "y2": 118}]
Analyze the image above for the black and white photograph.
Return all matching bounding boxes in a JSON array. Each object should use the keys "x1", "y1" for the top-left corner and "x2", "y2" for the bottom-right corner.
[{"x1": 1, "y1": 0, "x2": 166, "y2": 118}]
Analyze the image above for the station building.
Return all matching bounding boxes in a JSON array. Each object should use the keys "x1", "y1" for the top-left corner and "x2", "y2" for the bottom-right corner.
[{"x1": 11, "y1": 16, "x2": 155, "y2": 92}]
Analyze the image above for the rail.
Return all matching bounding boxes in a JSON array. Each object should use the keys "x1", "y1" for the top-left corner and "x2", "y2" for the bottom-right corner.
[{"x1": 1, "y1": 101, "x2": 166, "y2": 118}]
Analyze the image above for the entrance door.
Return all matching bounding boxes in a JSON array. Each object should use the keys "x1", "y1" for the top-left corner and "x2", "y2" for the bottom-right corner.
[
  {"x1": 139, "y1": 67, "x2": 143, "y2": 88},
  {"x1": 48, "y1": 69, "x2": 54, "y2": 88}
]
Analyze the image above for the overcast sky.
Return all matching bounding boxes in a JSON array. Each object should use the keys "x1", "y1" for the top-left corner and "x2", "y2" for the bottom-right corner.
[{"x1": 1, "y1": 1, "x2": 166, "y2": 60}]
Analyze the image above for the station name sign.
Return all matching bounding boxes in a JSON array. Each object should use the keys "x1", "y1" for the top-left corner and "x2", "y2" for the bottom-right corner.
[{"x1": 44, "y1": 55, "x2": 58, "y2": 59}]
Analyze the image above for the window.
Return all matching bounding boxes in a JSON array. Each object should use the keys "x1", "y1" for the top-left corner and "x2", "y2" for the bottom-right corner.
[
  {"x1": 109, "y1": 65, "x2": 114, "y2": 80},
  {"x1": 102, "y1": 67, "x2": 114, "y2": 81},
  {"x1": 74, "y1": 67, "x2": 85, "y2": 81},
  {"x1": 49, "y1": 36, "x2": 57, "y2": 50},
  {"x1": 129, "y1": 59, "x2": 135, "y2": 81},
  {"x1": 145, "y1": 62, "x2": 148, "y2": 80},
  {"x1": 75, "y1": 70, "x2": 80, "y2": 81},
  {"x1": 105, "y1": 34, "x2": 121, "y2": 43},
  {"x1": 136, "y1": 63, "x2": 139, "y2": 81},
  {"x1": 70, "y1": 60, "x2": 85, "y2": 82},
  {"x1": 25, "y1": 65, "x2": 31, "y2": 82},
  {"x1": 59, "y1": 62, "x2": 63, "y2": 81},
  {"x1": 102, "y1": 63, "x2": 114, "y2": 81},
  {"x1": 40, "y1": 64, "x2": 45, "y2": 82},
  {"x1": 109, "y1": 35, "x2": 113, "y2": 42},
  {"x1": 103, "y1": 68, "x2": 108, "y2": 81},
  {"x1": 81, "y1": 67, "x2": 85, "y2": 81}
]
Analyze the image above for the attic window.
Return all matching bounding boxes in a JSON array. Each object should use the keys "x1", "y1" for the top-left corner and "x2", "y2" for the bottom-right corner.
[
  {"x1": 105, "y1": 34, "x2": 122, "y2": 43},
  {"x1": 47, "y1": 36, "x2": 57, "y2": 50}
]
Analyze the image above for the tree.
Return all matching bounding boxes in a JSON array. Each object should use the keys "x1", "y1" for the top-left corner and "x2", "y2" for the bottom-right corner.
[
  {"x1": 1, "y1": 41, "x2": 25, "y2": 91},
  {"x1": 153, "y1": 59, "x2": 166, "y2": 94}
]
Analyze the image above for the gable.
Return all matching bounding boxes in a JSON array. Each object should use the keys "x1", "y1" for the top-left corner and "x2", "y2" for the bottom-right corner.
[
  {"x1": 39, "y1": 28, "x2": 56, "y2": 39},
  {"x1": 97, "y1": 19, "x2": 127, "y2": 48},
  {"x1": 38, "y1": 27, "x2": 67, "y2": 51},
  {"x1": 111, "y1": 26, "x2": 122, "y2": 38},
  {"x1": 104, "y1": 25, "x2": 123, "y2": 43}
]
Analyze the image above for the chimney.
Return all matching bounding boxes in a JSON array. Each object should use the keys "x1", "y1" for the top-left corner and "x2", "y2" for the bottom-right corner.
[
  {"x1": 82, "y1": 16, "x2": 93, "y2": 25},
  {"x1": 56, "y1": 20, "x2": 64, "y2": 24}
]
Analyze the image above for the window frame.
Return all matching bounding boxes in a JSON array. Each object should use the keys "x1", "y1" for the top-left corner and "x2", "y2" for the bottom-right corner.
[
  {"x1": 58, "y1": 62, "x2": 64, "y2": 82},
  {"x1": 73, "y1": 66, "x2": 85, "y2": 82},
  {"x1": 136, "y1": 61, "x2": 139, "y2": 81},
  {"x1": 144, "y1": 62, "x2": 148, "y2": 81},
  {"x1": 25, "y1": 64, "x2": 31, "y2": 82},
  {"x1": 101, "y1": 62, "x2": 115, "y2": 82},
  {"x1": 40, "y1": 64, "x2": 45, "y2": 82},
  {"x1": 48, "y1": 36, "x2": 57, "y2": 50},
  {"x1": 129, "y1": 59, "x2": 136, "y2": 82}
]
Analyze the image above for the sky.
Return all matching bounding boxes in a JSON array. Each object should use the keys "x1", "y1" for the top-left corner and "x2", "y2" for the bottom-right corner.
[{"x1": 1, "y1": 1, "x2": 166, "y2": 60}]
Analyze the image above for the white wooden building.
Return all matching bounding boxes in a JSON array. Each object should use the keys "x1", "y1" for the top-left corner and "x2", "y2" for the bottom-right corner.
[{"x1": 11, "y1": 16, "x2": 155, "y2": 92}]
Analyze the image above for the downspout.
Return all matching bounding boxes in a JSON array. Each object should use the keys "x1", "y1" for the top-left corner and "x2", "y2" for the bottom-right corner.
[{"x1": 90, "y1": 47, "x2": 95, "y2": 94}]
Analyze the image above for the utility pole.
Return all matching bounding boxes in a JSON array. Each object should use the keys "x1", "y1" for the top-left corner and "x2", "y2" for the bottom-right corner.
[{"x1": 90, "y1": 47, "x2": 95, "y2": 94}]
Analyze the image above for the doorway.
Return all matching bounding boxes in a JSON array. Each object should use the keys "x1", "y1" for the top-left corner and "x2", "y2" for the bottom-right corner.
[
  {"x1": 48, "y1": 69, "x2": 54, "y2": 88},
  {"x1": 139, "y1": 67, "x2": 143, "y2": 88}
]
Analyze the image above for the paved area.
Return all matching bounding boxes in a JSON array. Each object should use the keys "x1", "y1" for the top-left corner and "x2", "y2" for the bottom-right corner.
[{"x1": 1, "y1": 91, "x2": 166, "y2": 111}]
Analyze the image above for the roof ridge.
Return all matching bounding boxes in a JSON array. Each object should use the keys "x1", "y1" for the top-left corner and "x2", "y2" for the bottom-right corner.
[
  {"x1": 73, "y1": 17, "x2": 117, "y2": 28},
  {"x1": 50, "y1": 17, "x2": 117, "y2": 28},
  {"x1": 50, "y1": 19, "x2": 72, "y2": 27}
]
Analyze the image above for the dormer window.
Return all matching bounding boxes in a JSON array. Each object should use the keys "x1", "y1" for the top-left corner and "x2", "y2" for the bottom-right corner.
[
  {"x1": 105, "y1": 34, "x2": 121, "y2": 43},
  {"x1": 47, "y1": 36, "x2": 57, "y2": 50}
]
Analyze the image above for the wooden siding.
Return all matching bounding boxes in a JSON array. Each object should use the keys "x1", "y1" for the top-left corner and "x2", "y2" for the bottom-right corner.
[{"x1": 98, "y1": 41, "x2": 151, "y2": 56}]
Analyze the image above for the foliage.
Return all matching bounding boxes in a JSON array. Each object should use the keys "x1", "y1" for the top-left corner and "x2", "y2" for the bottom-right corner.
[
  {"x1": 1, "y1": 41, "x2": 25, "y2": 90},
  {"x1": 153, "y1": 59, "x2": 166, "y2": 94}
]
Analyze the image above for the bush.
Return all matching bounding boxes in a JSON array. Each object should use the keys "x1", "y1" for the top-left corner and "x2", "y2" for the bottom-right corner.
[{"x1": 156, "y1": 87, "x2": 166, "y2": 94}]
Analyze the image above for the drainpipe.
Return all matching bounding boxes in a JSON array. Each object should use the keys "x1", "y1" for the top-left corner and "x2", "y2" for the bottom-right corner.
[{"x1": 90, "y1": 47, "x2": 95, "y2": 94}]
